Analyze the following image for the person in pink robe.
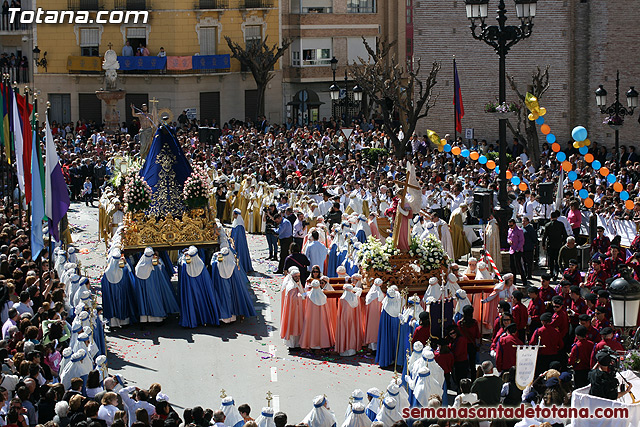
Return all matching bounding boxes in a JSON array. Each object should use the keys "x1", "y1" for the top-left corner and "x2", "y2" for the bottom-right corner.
[
  {"x1": 300, "y1": 279, "x2": 335, "y2": 350},
  {"x1": 369, "y1": 213, "x2": 381, "y2": 241},
  {"x1": 280, "y1": 267, "x2": 305, "y2": 349},
  {"x1": 396, "y1": 203, "x2": 412, "y2": 252},
  {"x1": 364, "y1": 278, "x2": 384, "y2": 350},
  {"x1": 335, "y1": 284, "x2": 364, "y2": 356}
]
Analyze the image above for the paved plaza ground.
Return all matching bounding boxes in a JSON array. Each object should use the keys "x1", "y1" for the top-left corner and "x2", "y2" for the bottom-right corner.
[{"x1": 69, "y1": 202, "x2": 393, "y2": 422}]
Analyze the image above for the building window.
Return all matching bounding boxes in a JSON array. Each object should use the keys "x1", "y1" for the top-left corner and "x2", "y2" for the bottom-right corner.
[
  {"x1": 302, "y1": 48, "x2": 330, "y2": 66},
  {"x1": 347, "y1": 0, "x2": 375, "y2": 13},
  {"x1": 80, "y1": 28, "x2": 100, "y2": 56},
  {"x1": 245, "y1": 25, "x2": 262, "y2": 49},
  {"x1": 126, "y1": 27, "x2": 147, "y2": 54},
  {"x1": 292, "y1": 51, "x2": 300, "y2": 66},
  {"x1": 199, "y1": 27, "x2": 217, "y2": 55}
]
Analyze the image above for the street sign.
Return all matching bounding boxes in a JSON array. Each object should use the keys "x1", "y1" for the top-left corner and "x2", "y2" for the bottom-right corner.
[
  {"x1": 341, "y1": 128, "x2": 354, "y2": 139},
  {"x1": 186, "y1": 108, "x2": 197, "y2": 120},
  {"x1": 465, "y1": 128, "x2": 474, "y2": 139}
]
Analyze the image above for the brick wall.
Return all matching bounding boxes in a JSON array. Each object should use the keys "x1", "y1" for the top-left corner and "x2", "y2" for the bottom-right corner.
[{"x1": 412, "y1": 0, "x2": 640, "y2": 151}]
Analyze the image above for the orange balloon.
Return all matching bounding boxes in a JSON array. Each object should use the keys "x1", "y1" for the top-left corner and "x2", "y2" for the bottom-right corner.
[
  {"x1": 540, "y1": 124, "x2": 551, "y2": 135},
  {"x1": 584, "y1": 198, "x2": 594, "y2": 208},
  {"x1": 552, "y1": 143, "x2": 561, "y2": 152},
  {"x1": 573, "y1": 180, "x2": 582, "y2": 190},
  {"x1": 613, "y1": 182, "x2": 623, "y2": 192},
  {"x1": 600, "y1": 167, "x2": 609, "y2": 176},
  {"x1": 470, "y1": 151, "x2": 479, "y2": 160},
  {"x1": 506, "y1": 170, "x2": 513, "y2": 179},
  {"x1": 486, "y1": 160, "x2": 496, "y2": 170},
  {"x1": 626, "y1": 200, "x2": 635, "y2": 210},
  {"x1": 518, "y1": 182, "x2": 528, "y2": 191},
  {"x1": 452, "y1": 146, "x2": 461, "y2": 156},
  {"x1": 562, "y1": 161, "x2": 572, "y2": 172},
  {"x1": 584, "y1": 153, "x2": 594, "y2": 163}
]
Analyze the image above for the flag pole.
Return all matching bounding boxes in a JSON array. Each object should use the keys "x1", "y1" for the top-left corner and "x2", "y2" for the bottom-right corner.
[{"x1": 453, "y1": 56, "x2": 457, "y2": 145}]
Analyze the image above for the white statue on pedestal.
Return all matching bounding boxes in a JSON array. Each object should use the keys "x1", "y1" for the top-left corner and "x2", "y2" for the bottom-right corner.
[{"x1": 103, "y1": 48, "x2": 120, "y2": 90}]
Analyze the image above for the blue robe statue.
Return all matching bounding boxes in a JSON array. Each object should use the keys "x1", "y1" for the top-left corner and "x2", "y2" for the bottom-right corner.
[
  {"x1": 211, "y1": 247, "x2": 257, "y2": 319},
  {"x1": 375, "y1": 286, "x2": 403, "y2": 368},
  {"x1": 231, "y1": 208, "x2": 253, "y2": 273},
  {"x1": 178, "y1": 246, "x2": 221, "y2": 328},
  {"x1": 134, "y1": 247, "x2": 180, "y2": 322},
  {"x1": 100, "y1": 249, "x2": 139, "y2": 327}
]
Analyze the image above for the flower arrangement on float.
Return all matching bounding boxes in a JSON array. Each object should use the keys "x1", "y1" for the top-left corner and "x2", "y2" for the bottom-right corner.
[
  {"x1": 182, "y1": 165, "x2": 212, "y2": 209},
  {"x1": 409, "y1": 234, "x2": 450, "y2": 272},
  {"x1": 122, "y1": 175, "x2": 152, "y2": 213}
]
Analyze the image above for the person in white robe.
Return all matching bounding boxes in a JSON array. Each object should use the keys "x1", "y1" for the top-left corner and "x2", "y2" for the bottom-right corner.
[
  {"x1": 423, "y1": 349, "x2": 445, "y2": 398},
  {"x1": 374, "y1": 397, "x2": 400, "y2": 426},
  {"x1": 255, "y1": 407, "x2": 276, "y2": 427},
  {"x1": 462, "y1": 257, "x2": 477, "y2": 280},
  {"x1": 482, "y1": 273, "x2": 516, "y2": 307},
  {"x1": 423, "y1": 277, "x2": 442, "y2": 303},
  {"x1": 344, "y1": 389, "x2": 365, "y2": 421},
  {"x1": 60, "y1": 349, "x2": 91, "y2": 390},
  {"x1": 385, "y1": 384, "x2": 405, "y2": 421},
  {"x1": 67, "y1": 246, "x2": 78, "y2": 264},
  {"x1": 220, "y1": 397, "x2": 244, "y2": 427},
  {"x1": 302, "y1": 395, "x2": 337, "y2": 427},
  {"x1": 364, "y1": 388, "x2": 381, "y2": 421},
  {"x1": 412, "y1": 216, "x2": 426, "y2": 238},
  {"x1": 475, "y1": 260, "x2": 494, "y2": 280},
  {"x1": 453, "y1": 289, "x2": 472, "y2": 323},
  {"x1": 429, "y1": 212, "x2": 455, "y2": 260},
  {"x1": 341, "y1": 403, "x2": 369, "y2": 427},
  {"x1": 59, "y1": 348, "x2": 73, "y2": 375},
  {"x1": 388, "y1": 377, "x2": 410, "y2": 412},
  {"x1": 95, "y1": 355, "x2": 108, "y2": 383},
  {"x1": 54, "y1": 249, "x2": 68, "y2": 279},
  {"x1": 412, "y1": 367, "x2": 442, "y2": 407},
  {"x1": 444, "y1": 268, "x2": 461, "y2": 298}
]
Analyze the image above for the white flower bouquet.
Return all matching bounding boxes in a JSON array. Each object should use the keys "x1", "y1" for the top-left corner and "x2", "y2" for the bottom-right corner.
[{"x1": 408, "y1": 234, "x2": 449, "y2": 272}]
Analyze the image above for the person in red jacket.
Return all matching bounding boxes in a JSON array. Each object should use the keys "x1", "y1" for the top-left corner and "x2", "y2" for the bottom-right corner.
[
  {"x1": 530, "y1": 312, "x2": 563, "y2": 376},
  {"x1": 569, "y1": 325, "x2": 595, "y2": 388},
  {"x1": 590, "y1": 327, "x2": 625, "y2": 368},
  {"x1": 550, "y1": 295, "x2": 569, "y2": 340},
  {"x1": 448, "y1": 325, "x2": 469, "y2": 385},
  {"x1": 492, "y1": 301, "x2": 511, "y2": 342},
  {"x1": 568, "y1": 286, "x2": 587, "y2": 326},
  {"x1": 434, "y1": 343, "x2": 455, "y2": 390},
  {"x1": 593, "y1": 306, "x2": 611, "y2": 331},
  {"x1": 578, "y1": 314, "x2": 600, "y2": 343},
  {"x1": 457, "y1": 305, "x2": 480, "y2": 369},
  {"x1": 491, "y1": 312, "x2": 513, "y2": 352},
  {"x1": 511, "y1": 290, "x2": 528, "y2": 342},
  {"x1": 411, "y1": 311, "x2": 434, "y2": 346},
  {"x1": 527, "y1": 286, "x2": 546, "y2": 336},
  {"x1": 538, "y1": 273, "x2": 557, "y2": 302},
  {"x1": 496, "y1": 323, "x2": 523, "y2": 373}
]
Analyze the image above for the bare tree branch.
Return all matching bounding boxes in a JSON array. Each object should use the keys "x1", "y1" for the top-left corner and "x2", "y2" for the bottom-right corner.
[
  {"x1": 225, "y1": 36, "x2": 292, "y2": 120},
  {"x1": 349, "y1": 38, "x2": 441, "y2": 158}
]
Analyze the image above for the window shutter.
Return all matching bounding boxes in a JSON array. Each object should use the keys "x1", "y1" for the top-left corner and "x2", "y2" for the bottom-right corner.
[
  {"x1": 200, "y1": 27, "x2": 216, "y2": 55},
  {"x1": 80, "y1": 28, "x2": 99, "y2": 47}
]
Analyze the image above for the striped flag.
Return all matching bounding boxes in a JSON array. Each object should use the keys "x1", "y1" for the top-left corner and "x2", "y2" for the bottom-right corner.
[
  {"x1": 453, "y1": 58, "x2": 464, "y2": 133},
  {"x1": 484, "y1": 249, "x2": 502, "y2": 281}
]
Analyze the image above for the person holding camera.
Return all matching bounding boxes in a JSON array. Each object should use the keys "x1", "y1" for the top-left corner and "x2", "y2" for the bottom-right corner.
[
  {"x1": 263, "y1": 204, "x2": 278, "y2": 261},
  {"x1": 293, "y1": 212, "x2": 307, "y2": 250},
  {"x1": 589, "y1": 349, "x2": 632, "y2": 400}
]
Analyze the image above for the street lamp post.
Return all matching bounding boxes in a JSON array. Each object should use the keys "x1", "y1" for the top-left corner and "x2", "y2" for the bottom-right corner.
[
  {"x1": 594, "y1": 71, "x2": 638, "y2": 171},
  {"x1": 329, "y1": 58, "x2": 363, "y2": 125},
  {"x1": 464, "y1": 0, "x2": 536, "y2": 248}
]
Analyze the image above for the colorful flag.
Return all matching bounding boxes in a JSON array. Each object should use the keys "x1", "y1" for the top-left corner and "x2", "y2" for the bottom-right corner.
[
  {"x1": 12, "y1": 90, "x2": 25, "y2": 199},
  {"x1": 453, "y1": 58, "x2": 464, "y2": 133},
  {"x1": 2, "y1": 84, "x2": 10, "y2": 163},
  {"x1": 45, "y1": 114, "x2": 70, "y2": 242},
  {"x1": 16, "y1": 92, "x2": 32, "y2": 203},
  {"x1": 30, "y1": 128, "x2": 44, "y2": 259}
]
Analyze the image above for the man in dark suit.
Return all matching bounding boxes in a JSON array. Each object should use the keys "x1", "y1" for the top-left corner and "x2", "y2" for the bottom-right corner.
[
  {"x1": 470, "y1": 361, "x2": 502, "y2": 406},
  {"x1": 542, "y1": 210, "x2": 568, "y2": 278}
]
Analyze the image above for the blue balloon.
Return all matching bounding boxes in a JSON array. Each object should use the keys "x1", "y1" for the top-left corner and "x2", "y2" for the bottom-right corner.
[
  {"x1": 444, "y1": 144, "x2": 452, "y2": 152},
  {"x1": 592, "y1": 160, "x2": 601, "y2": 170},
  {"x1": 556, "y1": 152, "x2": 566, "y2": 162},
  {"x1": 479, "y1": 155, "x2": 487, "y2": 164},
  {"x1": 579, "y1": 189, "x2": 588, "y2": 199},
  {"x1": 546, "y1": 133, "x2": 556, "y2": 143},
  {"x1": 461, "y1": 149, "x2": 470, "y2": 158},
  {"x1": 572, "y1": 126, "x2": 588, "y2": 142},
  {"x1": 620, "y1": 191, "x2": 629, "y2": 201},
  {"x1": 607, "y1": 174, "x2": 616, "y2": 184},
  {"x1": 511, "y1": 177, "x2": 521, "y2": 185},
  {"x1": 579, "y1": 146, "x2": 588, "y2": 155},
  {"x1": 495, "y1": 166, "x2": 500, "y2": 174},
  {"x1": 567, "y1": 171, "x2": 577, "y2": 181},
  {"x1": 536, "y1": 117, "x2": 545, "y2": 125}
]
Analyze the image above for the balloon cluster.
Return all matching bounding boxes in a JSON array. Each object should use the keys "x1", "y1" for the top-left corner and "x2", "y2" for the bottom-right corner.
[
  {"x1": 524, "y1": 93, "x2": 634, "y2": 210},
  {"x1": 426, "y1": 129, "x2": 527, "y2": 191}
]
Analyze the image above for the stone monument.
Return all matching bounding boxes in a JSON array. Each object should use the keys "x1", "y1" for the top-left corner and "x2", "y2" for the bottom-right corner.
[{"x1": 96, "y1": 44, "x2": 126, "y2": 134}]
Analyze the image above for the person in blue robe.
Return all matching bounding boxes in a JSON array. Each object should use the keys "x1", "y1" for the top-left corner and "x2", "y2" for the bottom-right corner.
[
  {"x1": 177, "y1": 246, "x2": 221, "y2": 328},
  {"x1": 354, "y1": 214, "x2": 371, "y2": 243},
  {"x1": 211, "y1": 247, "x2": 257, "y2": 318},
  {"x1": 230, "y1": 208, "x2": 254, "y2": 273},
  {"x1": 134, "y1": 247, "x2": 180, "y2": 323},
  {"x1": 100, "y1": 248, "x2": 138, "y2": 327},
  {"x1": 159, "y1": 251, "x2": 175, "y2": 282},
  {"x1": 398, "y1": 296, "x2": 423, "y2": 372},
  {"x1": 375, "y1": 285, "x2": 403, "y2": 368},
  {"x1": 327, "y1": 224, "x2": 349, "y2": 278}
]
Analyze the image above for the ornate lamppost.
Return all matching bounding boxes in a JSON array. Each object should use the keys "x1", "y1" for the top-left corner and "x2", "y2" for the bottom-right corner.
[{"x1": 329, "y1": 57, "x2": 363, "y2": 125}]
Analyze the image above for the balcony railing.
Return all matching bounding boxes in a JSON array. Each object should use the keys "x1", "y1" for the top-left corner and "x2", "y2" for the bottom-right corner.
[
  {"x1": 68, "y1": 0, "x2": 102, "y2": 10},
  {"x1": 114, "y1": 0, "x2": 147, "y2": 10},
  {"x1": 197, "y1": 0, "x2": 229, "y2": 8},
  {"x1": 240, "y1": 0, "x2": 273, "y2": 8}
]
